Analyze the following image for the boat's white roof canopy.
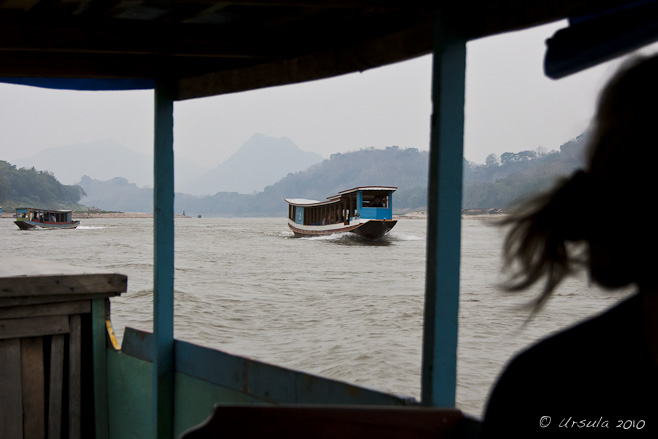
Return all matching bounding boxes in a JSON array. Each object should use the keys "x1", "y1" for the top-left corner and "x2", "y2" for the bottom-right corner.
[
  {"x1": 16, "y1": 207, "x2": 73, "y2": 213},
  {"x1": 285, "y1": 198, "x2": 322, "y2": 207},
  {"x1": 338, "y1": 186, "x2": 397, "y2": 196}
]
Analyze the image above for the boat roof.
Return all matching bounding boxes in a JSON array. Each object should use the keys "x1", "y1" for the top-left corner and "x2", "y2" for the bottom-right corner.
[
  {"x1": 16, "y1": 207, "x2": 73, "y2": 213},
  {"x1": 284, "y1": 198, "x2": 324, "y2": 207},
  {"x1": 338, "y1": 186, "x2": 397, "y2": 196},
  {"x1": 285, "y1": 186, "x2": 397, "y2": 207},
  {"x1": 0, "y1": 1, "x2": 646, "y2": 99}
]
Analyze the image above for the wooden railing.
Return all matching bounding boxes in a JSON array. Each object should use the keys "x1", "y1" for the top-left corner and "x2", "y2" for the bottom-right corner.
[{"x1": 0, "y1": 260, "x2": 126, "y2": 439}]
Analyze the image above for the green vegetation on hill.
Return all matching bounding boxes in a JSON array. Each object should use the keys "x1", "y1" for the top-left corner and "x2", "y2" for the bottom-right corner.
[
  {"x1": 0, "y1": 160, "x2": 86, "y2": 210},
  {"x1": 462, "y1": 134, "x2": 587, "y2": 209}
]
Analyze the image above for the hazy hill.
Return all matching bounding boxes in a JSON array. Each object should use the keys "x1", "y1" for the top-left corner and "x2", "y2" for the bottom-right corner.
[
  {"x1": 178, "y1": 133, "x2": 323, "y2": 195},
  {"x1": 13, "y1": 139, "x2": 206, "y2": 189},
  {"x1": 76, "y1": 136, "x2": 588, "y2": 216},
  {"x1": 78, "y1": 175, "x2": 152, "y2": 213},
  {"x1": 77, "y1": 146, "x2": 428, "y2": 216}
]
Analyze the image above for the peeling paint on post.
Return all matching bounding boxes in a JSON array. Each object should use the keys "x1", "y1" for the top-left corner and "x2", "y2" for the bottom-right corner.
[
  {"x1": 421, "y1": 13, "x2": 465, "y2": 408},
  {"x1": 153, "y1": 79, "x2": 175, "y2": 439}
]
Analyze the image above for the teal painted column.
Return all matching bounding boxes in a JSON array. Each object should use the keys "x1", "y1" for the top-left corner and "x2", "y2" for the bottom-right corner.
[
  {"x1": 421, "y1": 15, "x2": 466, "y2": 407},
  {"x1": 153, "y1": 80, "x2": 175, "y2": 438}
]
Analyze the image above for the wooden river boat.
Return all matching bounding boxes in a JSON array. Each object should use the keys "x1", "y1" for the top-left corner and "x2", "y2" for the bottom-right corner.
[
  {"x1": 14, "y1": 207, "x2": 80, "y2": 230},
  {"x1": 285, "y1": 186, "x2": 397, "y2": 239}
]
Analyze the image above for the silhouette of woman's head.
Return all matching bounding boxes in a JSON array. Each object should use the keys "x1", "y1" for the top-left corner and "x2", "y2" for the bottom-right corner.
[
  {"x1": 585, "y1": 55, "x2": 658, "y2": 289},
  {"x1": 502, "y1": 54, "x2": 658, "y2": 308}
]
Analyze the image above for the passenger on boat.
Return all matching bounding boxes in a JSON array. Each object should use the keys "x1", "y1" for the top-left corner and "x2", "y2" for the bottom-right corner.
[
  {"x1": 371, "y1": 196, "x2": 384, "y2": 207},
  {"x1": 481, "y1": 55, "x2": 658, "y2": 437}
]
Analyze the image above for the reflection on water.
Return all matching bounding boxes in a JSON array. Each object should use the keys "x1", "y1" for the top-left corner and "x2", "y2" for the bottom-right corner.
[{"x1": 1, "y1": 217, "x2": 632, "y2": 417}]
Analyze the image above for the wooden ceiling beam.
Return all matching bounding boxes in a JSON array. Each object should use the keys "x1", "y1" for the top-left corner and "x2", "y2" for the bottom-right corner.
[
  {"x1": 0, "y1": 50, "x2": 255, "y2": 78},
  {"x1": 0, "y1": 18, "x2": 298, "y2": 58},
  {"x1": 0, "y1": 8, "x2": 422, "y2": 58},
  {"x1": 66, "y1": 0, "x2": 435, "y2": 9},
  {"x1": 175, "y1": 15, "x2": 433, "y2": 100}
]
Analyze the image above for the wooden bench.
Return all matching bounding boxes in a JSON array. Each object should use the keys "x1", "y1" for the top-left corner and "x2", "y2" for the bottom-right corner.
[{"x1": 182, "y1": 405, "x2": 479, "y2": 439}]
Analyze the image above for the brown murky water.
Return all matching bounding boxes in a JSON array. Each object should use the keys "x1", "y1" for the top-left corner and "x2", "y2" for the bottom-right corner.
[{"x1": 2, "y1": 217, "x2": 632, "y2": 417}]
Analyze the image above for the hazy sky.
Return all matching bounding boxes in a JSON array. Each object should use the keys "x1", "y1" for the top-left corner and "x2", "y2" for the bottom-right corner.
[{"x1": 1, "y1": 21, "x2": 657, "y2": 170}]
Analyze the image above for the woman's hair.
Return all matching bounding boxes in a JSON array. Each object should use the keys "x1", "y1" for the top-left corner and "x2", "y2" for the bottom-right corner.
[{"x1": 501, "y1": 54, "x2": 658, "y2": 311}]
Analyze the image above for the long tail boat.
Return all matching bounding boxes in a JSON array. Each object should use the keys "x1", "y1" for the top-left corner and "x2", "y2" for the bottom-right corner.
[
  {"x1": 14, "y1": 207, "x2": 80, "y2": 230},
  {"x1": 286, "y1": 186, "x2": 397, "y2": 239}
]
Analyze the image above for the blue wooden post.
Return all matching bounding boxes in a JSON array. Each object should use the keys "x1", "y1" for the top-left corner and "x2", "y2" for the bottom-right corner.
[
  {"x1": 153, "y1": 80, "x2": 175, "y2": 438},
  {"x1": 421, "y1": 15, "x2": 466, "y2": 407}
]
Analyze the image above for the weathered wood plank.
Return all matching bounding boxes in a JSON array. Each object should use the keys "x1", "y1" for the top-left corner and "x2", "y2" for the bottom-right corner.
[
  {"x1": 0, "y1": 338, "x2": 23, "y2": 438},
  {"x1": 0, "y1": 315, "x2": 70, "y2": 339},
  {"x1": 49, "y1": 335, "x2": 65, "y2": 439},
  {"x1": 0, "y1": 300, "x2": 91, "y2": 320},
  {"x1": 21, "y1": 336, "x2": 45, "y2": 439},
  {"x1": 69, "y1": 315, "x2": 82, "y2": 439},
  {"x1": 0, "y1": 273, "x2": 127, "y2": 298}
]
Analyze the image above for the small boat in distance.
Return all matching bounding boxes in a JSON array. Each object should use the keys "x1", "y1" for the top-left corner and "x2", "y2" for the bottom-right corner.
[
  {"x1": 285, "y1": 186, "x2": 397, "y2": 239},
  {"x1": 14, "y1": 207, "x2": 80, "y2": 230}
]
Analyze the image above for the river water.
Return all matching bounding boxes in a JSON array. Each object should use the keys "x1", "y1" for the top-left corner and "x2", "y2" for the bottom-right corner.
[{"x1": 1, "y1": 217, "x2": 632, "y2": 417}]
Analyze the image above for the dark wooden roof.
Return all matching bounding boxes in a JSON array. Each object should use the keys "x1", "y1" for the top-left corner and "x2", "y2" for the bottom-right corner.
[{"x1": 0, "y1": 0, "x2": 645, "y2": 100}]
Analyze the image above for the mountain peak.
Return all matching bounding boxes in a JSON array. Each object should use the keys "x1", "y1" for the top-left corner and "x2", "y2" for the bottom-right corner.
[{"x1": 178, "y1": 133, "x2": 322, "y2": 195}]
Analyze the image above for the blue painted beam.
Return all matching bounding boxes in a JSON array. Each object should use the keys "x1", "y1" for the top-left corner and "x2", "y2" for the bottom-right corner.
[
  {"x1": 119, "y1": 327, "x2": 415, "y2": 407},
  {"x1": 421, "y1": 15, "x2": 466, "y2": 408},
  {"x1": 153, "y1": 80, "x2": 175, "y2": 439}
]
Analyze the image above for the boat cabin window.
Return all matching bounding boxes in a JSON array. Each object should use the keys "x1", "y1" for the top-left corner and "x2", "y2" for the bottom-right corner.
[{"x1": 362, "y1": 191, "x2": 389, "y2": 208}]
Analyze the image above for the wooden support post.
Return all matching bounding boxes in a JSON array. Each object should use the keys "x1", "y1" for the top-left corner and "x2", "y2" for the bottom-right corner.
[
  {"x1": 154, "y1": 79, "x2": 175, "y2": 439},
  {"x1": 421, "y1": 13, "x2": 466, "y2": 408}
]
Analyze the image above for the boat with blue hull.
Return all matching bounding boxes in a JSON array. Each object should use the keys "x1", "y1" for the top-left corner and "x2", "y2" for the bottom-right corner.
[
  {"x1": 285, "y1": 186, "x2": 397, "y2": 239},
  {"x1": 14, "y1": 207, "x2": 80, "y2": 230}
]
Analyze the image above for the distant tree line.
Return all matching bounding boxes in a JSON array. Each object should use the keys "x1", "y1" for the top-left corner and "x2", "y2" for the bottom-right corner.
[
  {"x1": 462, "y1": 133, "x2": 587, "y2": 209},
  {"x1": 0, "y1": 160, "x2": 86, "y2": 209}
]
